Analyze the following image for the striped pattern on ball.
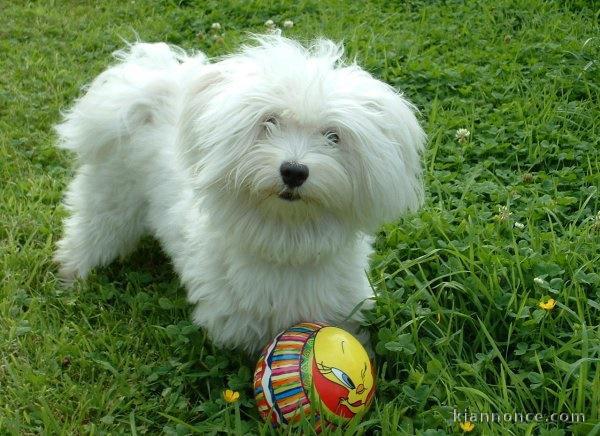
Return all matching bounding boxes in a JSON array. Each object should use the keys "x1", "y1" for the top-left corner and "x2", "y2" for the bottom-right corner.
[{"x1": 253, "y1": 322, "x2": 324, "y2": 425}]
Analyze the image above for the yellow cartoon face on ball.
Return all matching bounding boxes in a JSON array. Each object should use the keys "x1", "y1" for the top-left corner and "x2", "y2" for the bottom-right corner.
[{"x1": 311, "y1": 327, "x2": 375, "y2": 419}]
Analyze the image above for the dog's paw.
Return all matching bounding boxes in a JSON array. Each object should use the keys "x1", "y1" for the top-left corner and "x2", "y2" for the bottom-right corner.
[
  {"x1": 53, "y1": 250, "x2": 84, "y2": 288},
  {"x1": 56, "y1": 265, "x2": 79, "y2": 288}
]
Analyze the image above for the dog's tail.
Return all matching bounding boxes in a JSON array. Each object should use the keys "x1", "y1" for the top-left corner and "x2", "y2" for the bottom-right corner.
[{"x1": 55, "y1": 42, "x2": 199, "y2": 162}]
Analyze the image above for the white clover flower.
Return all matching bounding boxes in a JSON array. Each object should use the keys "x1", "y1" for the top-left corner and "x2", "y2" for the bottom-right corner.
[
  {"x1": 534, "y1": 277, "x2": 545, "y2": 286},
  {"x1": 265, "y1": 19, "x2": 275, "y2": 28},
  {"x1": 455, "y1": 128, "x2": 471, "y2": 144},
  {"x1": 283, "y1": 20, "x2": 294, "y2": 29},
  {"x1": 522, "y1": 172, "x2": 534, "y2": 183},
  {"x1": 514, "y1": 222, "x2": 525, "y2": 230},
  {"x1": 211, "y1": 22, "x2": 221, "y2": 31},
  {"x1": 496, "y1": 205, "x2": 512, "y2": 222}
]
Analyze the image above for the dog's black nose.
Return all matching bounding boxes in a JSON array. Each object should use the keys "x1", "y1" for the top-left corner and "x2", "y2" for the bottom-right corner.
[{"x1": 280, "y1": 161, "x2": 309, "y2": 188}]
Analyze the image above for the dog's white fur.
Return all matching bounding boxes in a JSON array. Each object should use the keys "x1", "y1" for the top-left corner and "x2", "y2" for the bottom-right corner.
[{"x1": 54, "y1": 35, "x2": 425, "y2": 353}]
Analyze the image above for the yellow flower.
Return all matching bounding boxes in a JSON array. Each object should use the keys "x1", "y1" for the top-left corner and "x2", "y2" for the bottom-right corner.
[
  {"x1": 539, "y1": 298, "x2": 556, "y2": 310},
  {"x1": 222, "y1": 389, "x2": 240, "y2": 403},
  {"x1": 459, "y1": 421, "x2": 475, "y2": 432}
]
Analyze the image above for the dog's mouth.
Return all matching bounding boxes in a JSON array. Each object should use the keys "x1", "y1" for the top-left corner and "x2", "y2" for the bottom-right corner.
[{"x1": 278, "y1": 190, "x2": 301, "y2": 202}]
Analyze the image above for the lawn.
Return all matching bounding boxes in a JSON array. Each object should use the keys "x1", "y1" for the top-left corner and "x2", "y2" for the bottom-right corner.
[{"x1": 1, "y1": 0, "x2": 599, "y2": 434}]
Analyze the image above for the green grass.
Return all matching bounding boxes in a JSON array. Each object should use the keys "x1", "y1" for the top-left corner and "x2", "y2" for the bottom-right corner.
[{"x1": 1, "y1": 0, "x2": 599, "y2": 434}]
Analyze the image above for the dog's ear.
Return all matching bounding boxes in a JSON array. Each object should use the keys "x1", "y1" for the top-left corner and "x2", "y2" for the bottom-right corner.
[
  {"x1": 354, "y1": 84, "x2": 426, "y2": 231},
  {"x1": 187, "y1": 67, "x2": 224, "y2": 97},
  {"x1": 176, "y1": 66, "x2": 225, "y2": 172}
]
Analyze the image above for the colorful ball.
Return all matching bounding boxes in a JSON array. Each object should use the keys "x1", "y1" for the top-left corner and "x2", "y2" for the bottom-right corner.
[{"x1": 253, "y1": 322, "x2": 375, "y2": 429}]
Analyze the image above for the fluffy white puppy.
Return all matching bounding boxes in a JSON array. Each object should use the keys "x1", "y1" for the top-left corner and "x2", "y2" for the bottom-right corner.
[{"x1": 55, "y1": 35, "x2": 425, "y2": 353}]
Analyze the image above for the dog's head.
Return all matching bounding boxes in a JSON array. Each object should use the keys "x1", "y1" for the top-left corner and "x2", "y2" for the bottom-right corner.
[{"x1": 178, "y1": 35, "x2": 425, "y2": 261}]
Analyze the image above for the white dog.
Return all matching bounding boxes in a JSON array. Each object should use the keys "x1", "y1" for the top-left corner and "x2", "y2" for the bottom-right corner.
[{"x1": 54, "y1": 34, "x2": 425, "y2": 353}]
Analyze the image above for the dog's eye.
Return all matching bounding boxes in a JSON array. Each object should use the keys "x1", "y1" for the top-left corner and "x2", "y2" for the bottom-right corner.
[
  {"x1": 324, "y1": 130, "x2": 340, "y2": 145},
  {"x1": 263, "y1": 116, "x2": 278, "y2": 127}
]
